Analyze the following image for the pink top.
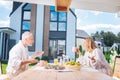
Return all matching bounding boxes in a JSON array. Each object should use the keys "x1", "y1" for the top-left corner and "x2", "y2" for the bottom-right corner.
[{"x1": 77, "y1": 48, "x2": 113, "y2": 76}]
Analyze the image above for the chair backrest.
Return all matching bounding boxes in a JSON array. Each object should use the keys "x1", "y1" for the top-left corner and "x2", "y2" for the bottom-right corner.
[
  {"x1": 113, "y1": 56, "x2": 120, "y2": 79},
  {"x1": 0, "y1": 62, "x2": 1, "y2": 75}
]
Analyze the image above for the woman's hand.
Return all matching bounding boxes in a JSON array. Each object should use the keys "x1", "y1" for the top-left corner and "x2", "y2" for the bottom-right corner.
[
  {"x1": 72, "y1": 47, "x2": 82, "y2": 56},
  {"x1": 88, "y1": 56, "x2": 96, "y2": 63}
]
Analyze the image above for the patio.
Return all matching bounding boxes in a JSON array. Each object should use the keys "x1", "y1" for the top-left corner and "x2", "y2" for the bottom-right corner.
[{"x1": 0, "y1": 0, "x2": 120, "y2": 80}]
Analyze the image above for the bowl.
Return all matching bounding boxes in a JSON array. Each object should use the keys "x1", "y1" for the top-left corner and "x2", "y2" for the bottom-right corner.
[{"x1": 65, "y1": 65, "x2": 81, "y2": 71}]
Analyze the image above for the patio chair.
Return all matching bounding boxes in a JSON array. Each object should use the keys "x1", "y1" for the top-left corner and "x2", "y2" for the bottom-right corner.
[{"x1": 113, "y1": 56, "x2": 120, "y2": 80}]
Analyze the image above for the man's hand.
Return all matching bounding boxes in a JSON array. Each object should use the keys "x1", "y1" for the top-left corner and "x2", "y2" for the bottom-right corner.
[
  {"x1": 35, "y1": 51, "x2": 44, "y2": 56},
  {"x1": 21, "y1": 59, "x2": 38, "y2": 66},
  {"x1": 31, "y1": 51, "x2": 44, "y2": 59},
  {"x1": 28, "y1": 59, "x2": 38, "y2": 63}
]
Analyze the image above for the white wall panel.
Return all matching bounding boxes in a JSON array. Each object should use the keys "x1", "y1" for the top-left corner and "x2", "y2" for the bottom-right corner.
[
  {"x1": 35, "y1": 5, "x2": 44, "y2": 52},
  {"x1": 66, "y1": 10, "x2": 76, "y2": 60},
  {"x1": 10, "y1": 4, "x2": 25, "y2": 43}
]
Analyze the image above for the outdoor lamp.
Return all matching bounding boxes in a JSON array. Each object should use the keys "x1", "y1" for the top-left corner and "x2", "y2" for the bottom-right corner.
[{"x1": 55, "y1": 0, "x2": 72, "y2": 12}]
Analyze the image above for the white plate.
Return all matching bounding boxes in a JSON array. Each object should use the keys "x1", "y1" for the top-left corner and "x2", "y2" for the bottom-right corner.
[{"x1": 56, "y1": 69, "x2": 73, "y2": 72}]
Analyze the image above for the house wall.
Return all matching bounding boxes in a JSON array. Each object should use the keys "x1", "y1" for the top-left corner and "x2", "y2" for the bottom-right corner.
[
  {"x1": 9, "y1": 3, "x2": 77, "y2": 59},
  {"x1": 9, "y1": 4, "x2": 45, "y2": 56},
  {"x1": 43, "y1": 6, "x2": 50, "y2": 56},
  {"x1": 66, "y1": 10, "x2": 76, "y2": 59},
  {"x1": 34, "y1": 5, "x2": 44, "y2": 54},
  {"x1": 26, "y1": 4, "x2": 45, "y2": 56},
  {"x1": 0, "y1": 32, "x2": 2, "y2": 59},
  {"x1": 10, "y1": 4, "x2": 25, "y2": 43}
]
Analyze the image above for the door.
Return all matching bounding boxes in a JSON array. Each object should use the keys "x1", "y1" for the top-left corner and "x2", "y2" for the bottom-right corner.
[{"x1": 49, "y1": 40, "x2": 66, "y2": 59}]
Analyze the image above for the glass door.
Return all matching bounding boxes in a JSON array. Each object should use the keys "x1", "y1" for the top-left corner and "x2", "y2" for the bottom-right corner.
[{"x1": 49, "y1": 40, "x2": 66, "y2": 59}]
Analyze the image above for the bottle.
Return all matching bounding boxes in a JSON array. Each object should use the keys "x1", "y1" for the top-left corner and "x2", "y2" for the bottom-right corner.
[{"x1": 60, "y1": 57, "x2": 63, "y2": 65}]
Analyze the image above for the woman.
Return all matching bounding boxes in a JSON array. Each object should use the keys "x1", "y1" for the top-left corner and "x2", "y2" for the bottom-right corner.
[{"x1": 73, "y1": 37, "x2": 113, "y2": 76}]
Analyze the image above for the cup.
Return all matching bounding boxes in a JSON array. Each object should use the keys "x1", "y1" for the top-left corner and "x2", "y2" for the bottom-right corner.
[
  {"x1": 39, "y1": 60, "x2": 45, "y2": 66},
  {"x1": 72, "y1": 47, "x2": 77, "y2": 52},
  {"x1": 54, "y1": 58, "x2": 58, "y2": 65}
]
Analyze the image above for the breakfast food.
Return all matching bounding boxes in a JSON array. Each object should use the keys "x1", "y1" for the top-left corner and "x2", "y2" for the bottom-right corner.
[
  {"x1": 65, "y1": 60, "x2": 80, "y2": 66},
  {"x1": 45, "y1": 64, "x2": 65, "y2": 70},
  {"x1": 65, "y1": 60, "x2": 81, "y2": 70}
]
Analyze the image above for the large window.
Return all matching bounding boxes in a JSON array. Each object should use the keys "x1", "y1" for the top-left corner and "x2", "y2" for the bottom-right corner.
[
  {"x1": 21, "y1": 4, "x2": 31, "y2": 34},
  {"x1": 50, "y1": 6, "x2": 67, "y2": 31},
  {"x1": 21, "y1": 4, "x2": 34, "y2": 51},
  {"x1": 49, "y1": 6, "x2": 66, "y2": 59},
  {"x1": 49, "y1": 40, "x2": 66, "y2": 59}
]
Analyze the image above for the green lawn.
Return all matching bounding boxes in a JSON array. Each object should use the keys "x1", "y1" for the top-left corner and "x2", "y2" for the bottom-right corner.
[{"x1": 1, "y1": 61, "x2": 8, "y2": 74}]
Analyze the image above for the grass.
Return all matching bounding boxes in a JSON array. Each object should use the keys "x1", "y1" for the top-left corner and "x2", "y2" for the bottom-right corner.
[{"x1": 1, "y1": 61, "x2": 8, "y2": 74}]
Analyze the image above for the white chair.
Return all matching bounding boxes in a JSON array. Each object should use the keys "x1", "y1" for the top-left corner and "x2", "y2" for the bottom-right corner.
[
  {"x1": 0, "y1": 61, "x2": 2, "y2": 75},
  {"x1": 113, "y1": 56, "x2": 120, "y2": 80}
]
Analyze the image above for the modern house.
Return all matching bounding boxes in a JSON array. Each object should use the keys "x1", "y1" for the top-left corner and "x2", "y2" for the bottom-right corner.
[
  {"x1": 0, "y1": 27, "x2": 16, "y2": 61},
  {"x1": 110, "y1": 43, "x2": 120, "y2": 51},
  {"x1": 0, "y1": 2, "x2": 77, "y2": 60}
]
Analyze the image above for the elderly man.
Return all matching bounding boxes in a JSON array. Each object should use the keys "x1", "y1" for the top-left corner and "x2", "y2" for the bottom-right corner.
[{"x1": 6, "y1": 31, "x2": 44, "y2": 79}]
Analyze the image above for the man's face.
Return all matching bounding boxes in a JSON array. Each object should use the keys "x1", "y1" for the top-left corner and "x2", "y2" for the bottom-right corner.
[{"x1": 26, "y1": 34, "x2": 34, "y2": 46}]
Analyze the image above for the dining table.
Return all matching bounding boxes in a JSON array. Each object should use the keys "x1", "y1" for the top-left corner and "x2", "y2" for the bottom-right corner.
[{"x1": 12, "y1": 64, "x2": 115, "y2": 80}]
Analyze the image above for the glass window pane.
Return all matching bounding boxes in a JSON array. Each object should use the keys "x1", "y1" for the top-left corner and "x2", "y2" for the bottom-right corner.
[
  {"x1": 50, "y1": 12, "x2": 57, "y2": 21},
  {"x1": 22, "y1": 21, "x2": 30, "y2": 30},
  {"x1": 58, "y1": 40, "x2": 65, "y2": 56},
  {"x1": 49, "y1": 40, "x2": 58, "y2": 58},
  {"x1": 59, "y1": 12, "x2": 66, "y2": 21},
  {"x1": 58, "y1": 22, "x2": 66, "y2": 31},
  {"x1": 23, "y1": 11, "x2": 31, "y2": 20},
  {"x1": 24, "y1": 4, "x2": 31, "y2": 10},
  {"x1": 50, "y1": 6, "x2": 55, "y2": 11},
  {"x1": 50, "y1": 22, "x2": 57, "y2": 31}
]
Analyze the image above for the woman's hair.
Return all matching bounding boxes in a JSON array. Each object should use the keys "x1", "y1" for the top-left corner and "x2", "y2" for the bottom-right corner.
[
  {"x1": 22, "y1": 31, "x2": 32, "y2": 40},
  {"x1": 85, "y1": 37, "x2": 97, "y2": 52}
]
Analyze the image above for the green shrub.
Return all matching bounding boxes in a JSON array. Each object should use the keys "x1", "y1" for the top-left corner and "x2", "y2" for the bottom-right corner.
[
  {"x1": 79, "y1": 45, "x2": 85, "y2": 56},
  {"x1": 75, "y1": 45, "x2": 85, "y2": 58},
  {"x1": 41, "y1": 56, "x2": 49, "y2": 62},
  {"x1": 104, "y1": 51, "x2": 111, "y2": 63},
  {"x1": 29, "y1": 57, "x2": 41, "y2": 66},
  {"x1": 35, "y1": 57, "x2": 40, "y2": 61}
]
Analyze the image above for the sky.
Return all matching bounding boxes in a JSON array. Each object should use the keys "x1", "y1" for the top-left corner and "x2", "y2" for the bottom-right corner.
[
  {"x1": 75, "y1": 10, "x2": 120, "y2": 35},
  {"x1": 0, "y1": 0, "x2": 120, "y2": 35},
  {"x1": 0, "y1": 0, "x2": 12, "y2": 27}
]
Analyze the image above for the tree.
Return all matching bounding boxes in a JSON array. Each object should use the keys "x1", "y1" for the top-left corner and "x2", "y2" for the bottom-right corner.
[
  {"x1": 94, "y1": 31, "x2": 101, "y2": 37},
  {"x1": 103, "y1": 31, "x2": 117, "y2": 46},
  {"x1": 117, "y1": 32, "x2": 120, "y2": 43},
  {"x1": 100, "y1": 30, "x2": 105, "y2": 36},
  {"x1": 92, "y1": 31, "x2": 118, "y2": 47}
]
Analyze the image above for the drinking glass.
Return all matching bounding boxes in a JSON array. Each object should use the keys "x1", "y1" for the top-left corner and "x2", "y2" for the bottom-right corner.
[{"x1": 54, "y1": 58, "x2": 58, "y2": 65}]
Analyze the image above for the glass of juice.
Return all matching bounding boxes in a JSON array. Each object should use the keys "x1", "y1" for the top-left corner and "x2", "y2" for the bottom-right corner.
[{"x1": 54, "y1": 58, "x2": 58, "y2": 65}]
